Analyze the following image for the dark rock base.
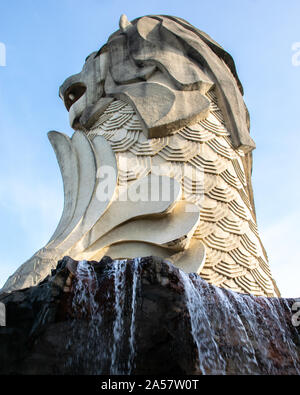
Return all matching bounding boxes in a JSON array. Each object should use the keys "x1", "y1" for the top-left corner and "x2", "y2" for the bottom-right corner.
[{"x1": 0, "y1": 256, "x2": 299, "y2": 375}]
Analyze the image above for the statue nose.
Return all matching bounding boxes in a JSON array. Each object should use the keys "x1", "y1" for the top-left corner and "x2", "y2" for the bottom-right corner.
[{"x1": 59, "y1": 74, "x2": 87, "y2": 111}]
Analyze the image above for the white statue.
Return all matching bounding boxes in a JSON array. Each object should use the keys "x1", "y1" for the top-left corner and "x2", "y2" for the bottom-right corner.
[{"x1": 2, "y1": 15, "x2": 280, "y2": 297}]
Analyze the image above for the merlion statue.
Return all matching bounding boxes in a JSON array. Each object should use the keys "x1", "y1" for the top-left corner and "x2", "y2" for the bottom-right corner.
[{"x1": 2, "y1": 15, "x2": 280, "y2": 297}]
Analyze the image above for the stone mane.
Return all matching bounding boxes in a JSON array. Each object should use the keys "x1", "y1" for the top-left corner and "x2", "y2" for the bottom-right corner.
[{"x1": 60, "y1": 14, "x2": 255, "y2": 152}]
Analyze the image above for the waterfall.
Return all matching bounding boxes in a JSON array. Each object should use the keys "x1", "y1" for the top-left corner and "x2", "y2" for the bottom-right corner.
[
  {"x1": 180, "y1": 270, "x2": 300, "y2": 375},
  {"x1": 180, "y1": 271, "x2": 226, "y2": 374},
  {"x1": 128, "y1": 258, "x2": 141, "y2": 374},
  {"x1": 66, "y1": 259, "x2": 299, "y2": 375},
  {"x1": 67, "y1": 259, "x2": 141, "y2": 375},
  {"x1": 66, "y1": 260, "x2": 103, "y2": 374},
  {"x1": 110, "y1": 260, "x2": 127, "y2": 374},
  {"x1": 110, "y1": 258, "x2": 141, "y2": 374}
]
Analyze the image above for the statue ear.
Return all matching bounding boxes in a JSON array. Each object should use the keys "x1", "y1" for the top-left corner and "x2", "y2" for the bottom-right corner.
[{"x1": 119, "y1": 14, "x2": 132, "y2": 32}]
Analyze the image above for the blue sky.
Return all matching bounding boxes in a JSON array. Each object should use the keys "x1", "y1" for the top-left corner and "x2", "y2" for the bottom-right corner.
[{"x1": 0, "y1": 0, "x2": 300, "y2": 297}]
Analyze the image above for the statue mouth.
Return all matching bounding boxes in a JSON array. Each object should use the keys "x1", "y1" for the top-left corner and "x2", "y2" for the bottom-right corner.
[
  {"x1": 63, "y1": 82, "x2": 111, "y2": 131},
  {"x1": 68, "y1": 91, "x2": 88, "y2": 130},
  {"x1": 59, "y1": 78, "x2": 88, "y2": 129}
]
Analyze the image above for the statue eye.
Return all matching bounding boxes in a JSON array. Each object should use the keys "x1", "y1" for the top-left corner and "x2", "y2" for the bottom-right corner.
[{"x1": 63, "y1": 83, "x2": 86, "y2": 111}]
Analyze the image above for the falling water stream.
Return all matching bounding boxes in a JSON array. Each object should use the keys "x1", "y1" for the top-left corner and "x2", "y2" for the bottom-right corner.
[
  {"x1": 181, "y1": 271, "x2": 300, "y2": 375},
  {"x1": 128, "y1": 258, "x2": 141, "y2": 373},
  {"x1": 67, "y1": 259, "x2": 140, "y2": 374},
  {"x1": 180, "y1": 271, "x2": 226, "y2": 374},
  {"x1": 66, "y1": 260, "x2": 102, "y2": 374},
  {"x1": 110, "y1": 259, "x2": 127, "y2": 374},
  {"x1": 67, "y1": 260, "x2": 299, "y2": 375},
  {"x1": 110, "y1": 258, "x2": 141, "y2": 374}
]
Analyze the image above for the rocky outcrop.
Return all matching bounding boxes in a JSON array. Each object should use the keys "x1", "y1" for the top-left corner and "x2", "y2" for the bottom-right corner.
[{"x1": 0, "y1": 256, "x2": 299, "y2": 375}]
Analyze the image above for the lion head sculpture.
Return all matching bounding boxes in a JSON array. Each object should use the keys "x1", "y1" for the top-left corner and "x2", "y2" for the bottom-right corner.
[{"x1": 59, "y1": 14, "x2": 255, "y2": 152}]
